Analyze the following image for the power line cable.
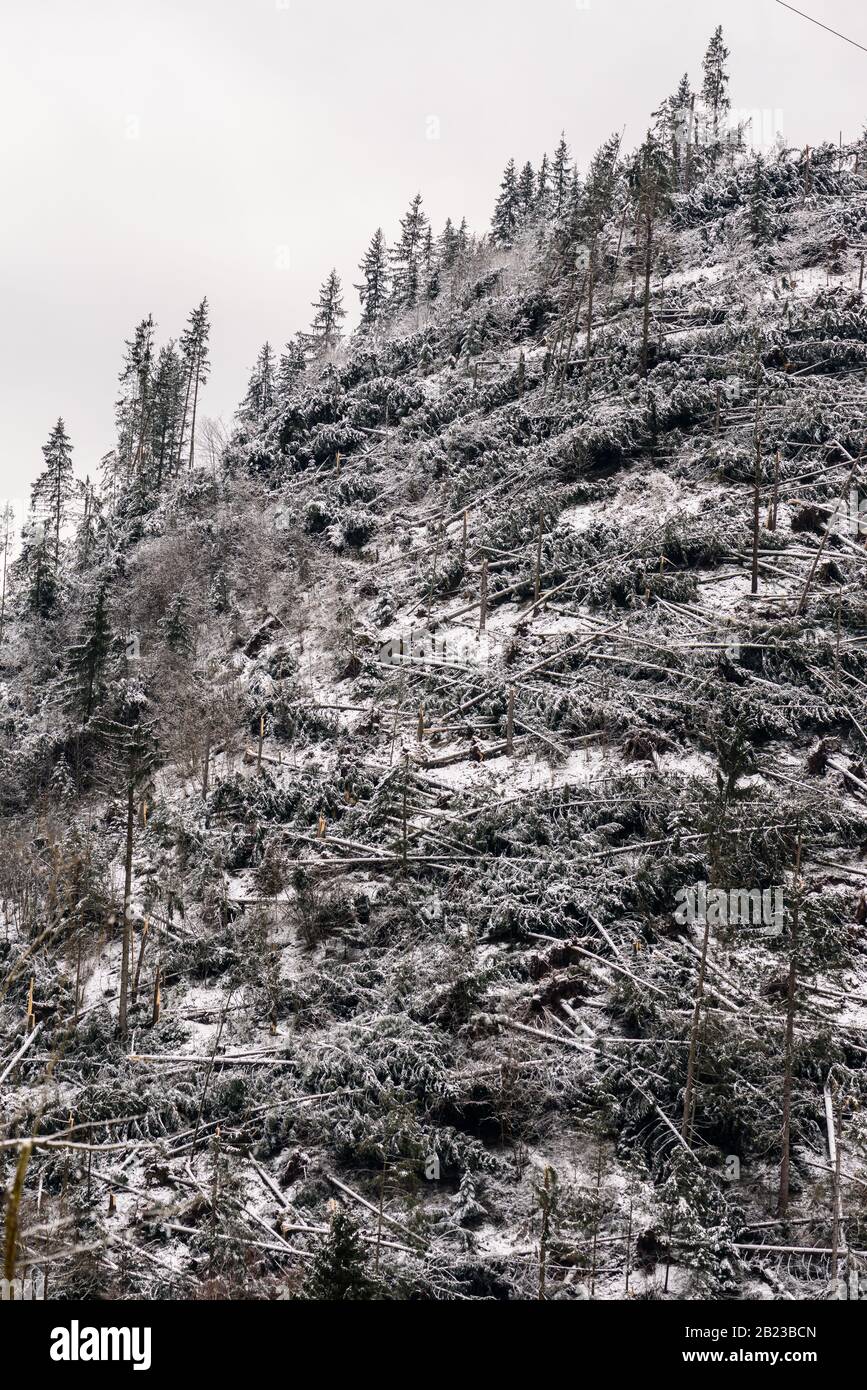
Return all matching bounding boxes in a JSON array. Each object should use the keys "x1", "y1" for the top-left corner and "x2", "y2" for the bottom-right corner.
[{"x1": 773, "y1": 0, "x2": 867, "y2": 55}]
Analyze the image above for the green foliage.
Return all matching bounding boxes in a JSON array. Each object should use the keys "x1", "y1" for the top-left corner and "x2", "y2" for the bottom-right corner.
[{"x1": 304, "y1": 1210, "x2": 375, "y2": 1300}]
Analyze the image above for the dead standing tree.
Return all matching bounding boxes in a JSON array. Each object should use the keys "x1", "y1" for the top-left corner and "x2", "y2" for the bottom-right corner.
[
  {"x1": 750, "y1": 345, "x2": 766, "y2": 596},
  {"x1": 94, "y1": 690, "x2": 159, "y2": 1038},
  {"x1": 0, "y1": 502, "x2": 13, "y2": 649},
  {"x1": 175, "y1": 298, "x2": 211, "y2": 474},
  {"x1": 635, "y1": 132, "x2": 670, "y2": 379},
  {"x1": 778, "y1": 819, "x2": 803, "y2": 1218}
]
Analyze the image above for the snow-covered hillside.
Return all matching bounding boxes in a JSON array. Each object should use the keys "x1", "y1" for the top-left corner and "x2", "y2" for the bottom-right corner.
[{"x1": 3, "y1": 34, "x2": 867, "y2": 1301}]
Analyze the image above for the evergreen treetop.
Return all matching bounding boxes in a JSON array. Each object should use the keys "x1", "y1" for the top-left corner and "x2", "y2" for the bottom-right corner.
[
  {"x1": 491, "y1": 158, "x2": 520, "y2": 245},
  {"x1": 32, "y1": 417, "x2": 75, "y2": 561}
]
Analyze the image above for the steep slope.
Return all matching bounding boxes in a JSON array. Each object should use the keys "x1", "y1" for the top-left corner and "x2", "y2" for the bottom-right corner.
[{"x1": 2, "y1": 130, "x2": 867, "y2": 1302}]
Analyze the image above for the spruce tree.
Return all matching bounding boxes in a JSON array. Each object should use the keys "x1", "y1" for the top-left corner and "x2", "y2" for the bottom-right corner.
[
  {"x1": 452, "y1": 1170, "x2": 486, "y2": 1227},
  {"x1": 438, "y1": 217, "x2": 460, "y2": 272},
  {"x1": 654, "y1": 73, "x2": 692, "y2": 188},
  {"x1": 391, "y1": 194, "x2": 429, "y2": 309},
  {"x1": 654, "y1": 1155, "x2": 739, "y2": 1298},
  {"x1": 309, "y1": 270, "x2": 346, "y2": 354},
  {"x1": 187, "y1": 298, "x2": 211, "y2": 471},
  {"x1": 277, "y1": 338, "x2": 307, "y2": 396},
  {"x1": 420, "y1": 224, "x2": 439, "y2": 303},
  {"x1": 116, "y1": 316, "x2": 156, "y2": 475},
  {"x1": 672, "y1": 72, "x2": 693, "y2": 133},
  {"x1": 550, "y1": 134, "x2": 572, "y2": 220},
  {"x1": 150, "y1": 342, "x2": 184, "y2": 489},
  {"x1": 356, "y1": 228, "x2": 390, "y2": 331},
  {"x1": 748, "y1": 154, "x2": 773, "y2": 245},
  {"x1": 66, "y1": 585, "x2": 112, "y2": 719},
  {"x1": 517, "y1": 160, "x2": 536, "y2": 218},
  {"x1": 304, "y1": 1209, "x2": 374, "y2": 1300},
  {"x1": 0, "y1": 502, "x2": 13, "y2": 647},
  {"x1": 582, "y1": 132, "x2": 621, "y2": 240},
  {"x1": 49, "y1": 756, "x2": 77, "y2": 803},
  {"x1": 455, "y1": 217, "x2": 470, "y2": 262},
  {"x1": 567, "y1": 167, "x2": 583, "y2": 230},
  {"x1": 536, "y1": 153, "x2": 551, "y2": 216},
  {"x1": 240, "y1": 342, "x2": 276, "y2": 425},
  {"x1": 491, "y1": 158, "x2": 520, "y2": 245},
  {"x1": 99, "y1": 450, "x2": 123, "y2": 518},
  {"x1": 14, "y1": 518, "x2": 58, "y2": 617},
  {"x1": 462, "y1": 321, "x2": 483, "y2": 364},
  {"x1": 32, "y1": 418, "x2": 75, "y2": 562},
  {"x1": 176, "y1": 297, "x2": 211, "y2": 472},
  {"x1": 701, "y1": 25, "x2": 731, "y2": 146},
  {"x1": 75, "y1": 478, "x2": 101, "y2": 571}
]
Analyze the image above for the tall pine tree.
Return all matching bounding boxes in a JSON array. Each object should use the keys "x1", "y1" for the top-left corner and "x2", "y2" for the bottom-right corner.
[
  {"x1": 420, "y1": 224, "x2": 439, "y2": 303},
  {"x1": 356, "y1": 228, "x2": 390, "y2": 332},
  {"x1": 582, "y1": 132, "x2": 621, "y2": 241},
  {"x1": 32, "y1": 418, "x2": 75, "y2": 562},
  {"x1": 277, "y1": 338, "x2": 307, "y2": 397},
  {"x1": 517, "y1": 160, "x2": 536, "y2": 218},
  {"x1": 309, "y1": 270, "x2": 346, "y2": 354},
  {"x1": 391, "y1": 194, "x2": 429, "y2": 310},
  {"x1": 176, "y1": 298, "x2": 211, "y2": 472},
  {"x1": 75, "y1": 477, "x2": 101, "y2": 572},
  {"x1": 116, "y1": 316, "x2": 155, "y2": 476},
  {"x1": 701, "y1": 26, "x2": 731, "y2": 147},
  {"x1": 0, "y1": 503, "x2": 13, "y2": 647},
  {"x1": 653, "y1": 73, "x2": 693, "y2": 189},
  {"x1": 492, "y1": 158, "x2": 520, "y2": 245},
  {"x1": 66, "y1": 585, "x2": 112, "y2": 720},
  {"x1": 14, "y1": 517, "x2": 58, "y2": 617},
  {"x1": 550, "y1": 134, "x2": 572, "y2": 221},
  {"x1": 536, "y1": 153, "x2": 552, "y2": 216},
  {"x1": 438, "y1": 217, "x2": 460, "y2": 272},
  {"x1": 240, "y1": 342, "x2": 276, "y2": 425},
  {"x1": 150, "y1": 342, "x2": 184, "y2": 490}
]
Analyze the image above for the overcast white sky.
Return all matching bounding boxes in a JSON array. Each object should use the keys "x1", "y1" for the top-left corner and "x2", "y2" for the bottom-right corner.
[{"x1": 1, "y1": 0, "x2": 865, "y2": 504}]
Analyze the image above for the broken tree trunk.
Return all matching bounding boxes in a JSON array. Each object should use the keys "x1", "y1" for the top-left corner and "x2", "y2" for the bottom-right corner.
[
  {"x1": 768, "y1": 448, "x2": 781, "y2": 531},
  {"x1": 825, "y1": 1081, "x2": 847, "y2": 1282},
  {"x1": 681, "y1": 916, "x2": 711, "y2": 1140},
  {"x1": 778, "y1": 823, "x2": 803, "y2": 1217},
  {"x1": 751, "y1": 390, "x2": 762, "y2": 596},
  {"x1": 640, "y1": 187, "x2": 656, "y2": 378},
  {"x1": 479, "y1": 556, "x2": 488, "y2": 635},
  {"x1": 118, "y1": 778, "x2": 135, "y2": 1039},
  {"x1": 797, "y1": 452, "x2": 863, "y2": 614},
  {"x1": 533, "y1": 508, "x2": 543, "y2": 603}
]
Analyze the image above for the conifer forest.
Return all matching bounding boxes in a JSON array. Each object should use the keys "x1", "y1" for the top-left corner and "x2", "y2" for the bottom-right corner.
[{"x1": 4, "y1": 18, "x2": 867, "y2": 1307}]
